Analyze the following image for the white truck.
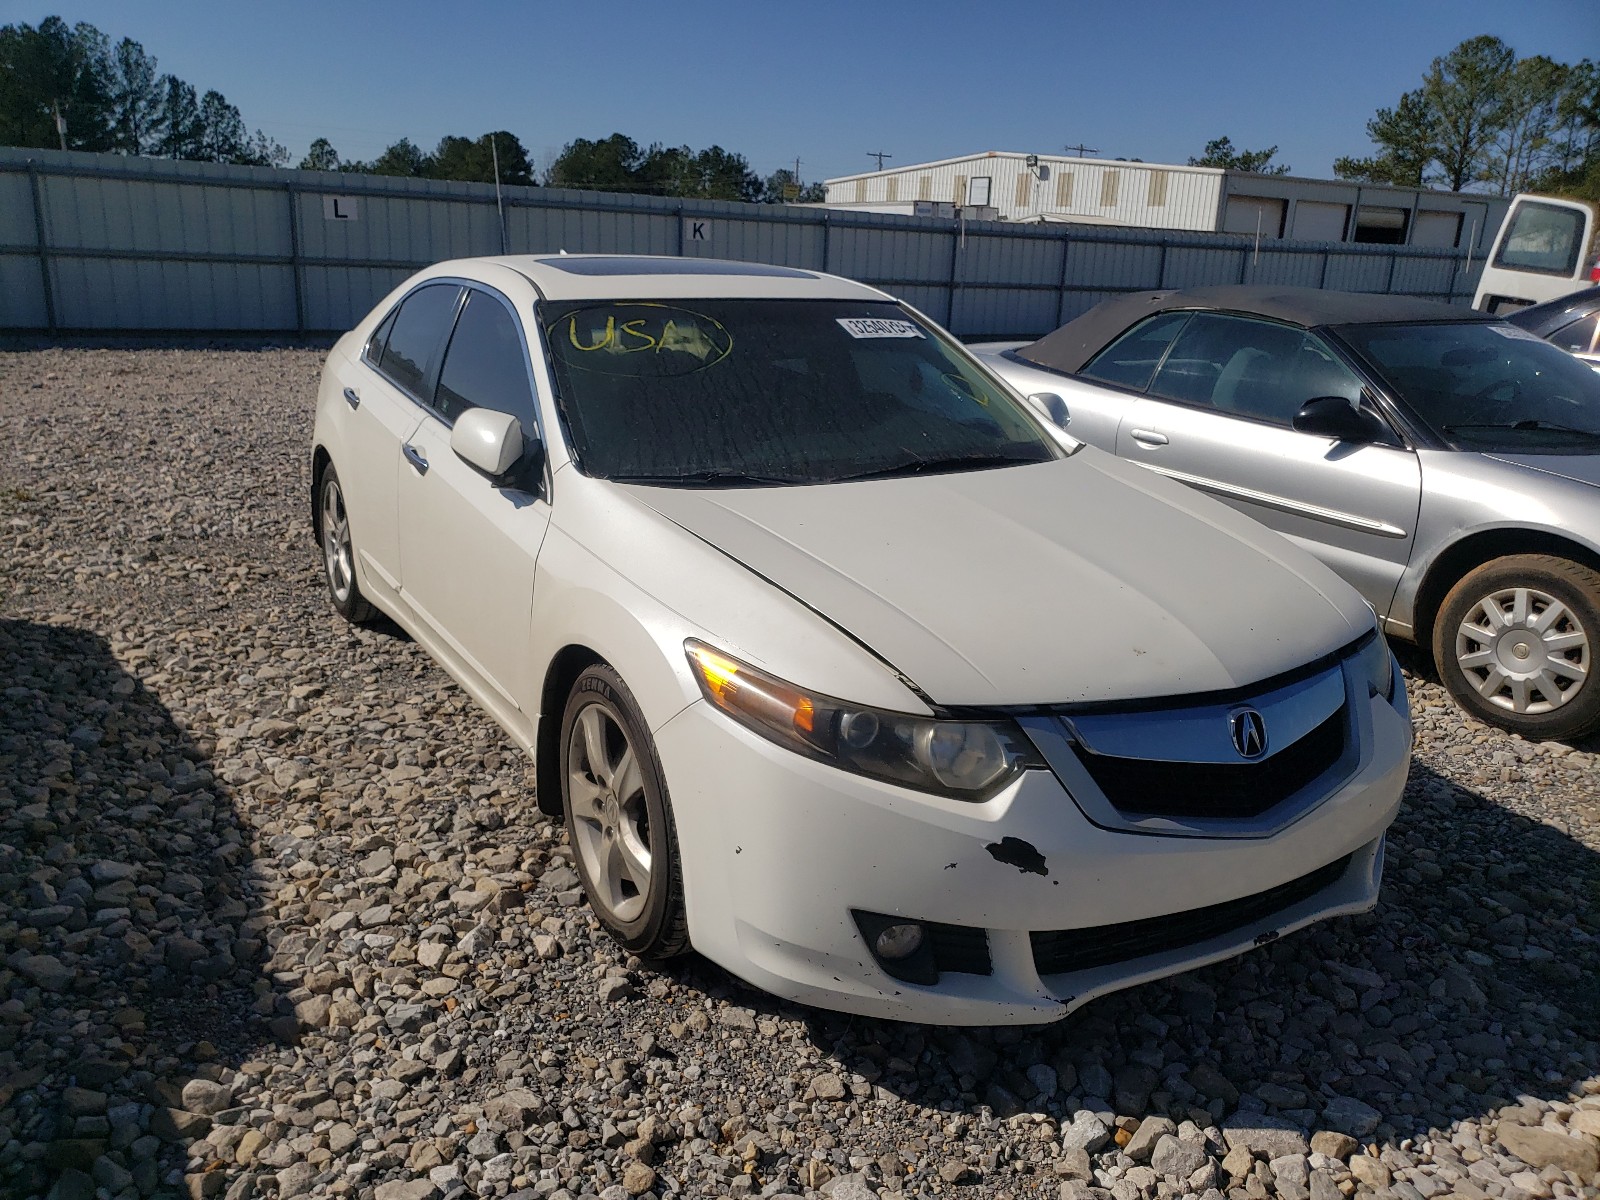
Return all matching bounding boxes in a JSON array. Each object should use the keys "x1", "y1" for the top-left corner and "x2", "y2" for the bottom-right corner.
[{"x1": 1474, "y1": 193, "x2": 1599, "y2": 313}]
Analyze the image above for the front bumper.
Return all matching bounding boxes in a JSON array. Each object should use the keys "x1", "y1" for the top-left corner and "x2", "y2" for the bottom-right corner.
[{"x1": 653, "y1": 675, "x2": 1410, "y2": 1025}]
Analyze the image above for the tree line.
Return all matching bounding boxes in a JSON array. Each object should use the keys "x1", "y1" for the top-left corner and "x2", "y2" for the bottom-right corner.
[
  {"x1": 1332, "y1": 36, "x2": 1597, "y2": 199},
  {"x1": 4, "y1": 18, "x2": 1596, "y2": 206},
  {"x1": 0, "y1": 17, "x2": 287, "y2": 165},
  {"x1": 0, "y1": 15, "x2": 826, "y2": 202}
]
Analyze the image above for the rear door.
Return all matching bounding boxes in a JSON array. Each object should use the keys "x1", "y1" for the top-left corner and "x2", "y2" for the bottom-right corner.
[
  {"x1": 1115, "y1": 312, "x2": 1423, "y2": 616},
  {"x1": 1474, "y1": 195, "x2": 1598, "y2": 314},
  {"x1": 344, "y1": 282, "x2": 461, "y2": 601},
  {"x1": 396, "y1": 286, "x2": 552, "y2": 733}
]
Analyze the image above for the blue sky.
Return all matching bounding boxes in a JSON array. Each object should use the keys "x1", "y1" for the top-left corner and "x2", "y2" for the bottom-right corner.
[{"x1": 8, "y1": 0, "x2": 1597, "y2": 185}]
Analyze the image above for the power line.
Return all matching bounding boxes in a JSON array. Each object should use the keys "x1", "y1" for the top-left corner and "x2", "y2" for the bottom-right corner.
[
  {"x1": 1063, "y1": 142, "x2": 1098, "y2": 158},
  {"x1": 866, "y1": 150, "x2": 892, "y2": 171}
]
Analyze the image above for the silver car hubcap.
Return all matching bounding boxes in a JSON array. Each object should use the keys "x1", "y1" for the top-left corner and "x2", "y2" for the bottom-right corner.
[
  {"x1": 320, "y1": 477, "x2": 354, "y2": 603},
  {"x1": 1455, "y1": 586, "x2": 1589, "y2": 714},
  {"x1": 567, "y1": 703, "x2": 651, "y2": 923}
]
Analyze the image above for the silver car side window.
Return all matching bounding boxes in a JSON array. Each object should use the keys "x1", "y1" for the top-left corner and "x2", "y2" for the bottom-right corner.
[{"x1": 1150, "y1": 314, "x2": 1365, "y2": 428}]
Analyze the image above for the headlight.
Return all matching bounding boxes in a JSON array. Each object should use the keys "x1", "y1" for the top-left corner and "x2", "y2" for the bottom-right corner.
[
  {"x1": 1356, "y1": 631, "x2": 1396, "y2": 701},
  {"x1": 685, "y1": 640, "x2": 1040, "y2": 801}
]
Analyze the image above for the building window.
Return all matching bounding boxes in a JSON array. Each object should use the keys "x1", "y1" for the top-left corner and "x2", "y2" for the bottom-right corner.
[
  {"x1": 918, "y1": 175, "x2": 932, "y2": 201},
  {"x1": 968, "y1": 176, "x2": 991, "y2": 206},
  {"x1": 1100, "y1": 172, "x2": 1120, "y2": 207},
  {"x1": 953, "y1": 175, "x2": 967, "y2": 207},
  {"x1": 1147, "y1": 170, "x2": 1169, "y2": 207},
  {"x1": 1055, "y1": 172, "x2": 1074, "y2": 208},
  {"x1": 886, "y1": 176, "x2": 898, "y2": 202},
  {"x1": 1014, "y1": 172, "x2": 1031, "y2": 209},
  {"x1": 854, "y1": 179, "x2": 865, "y2": 203}
]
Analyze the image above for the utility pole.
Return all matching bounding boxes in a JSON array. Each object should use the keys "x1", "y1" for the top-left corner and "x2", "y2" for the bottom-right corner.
[
  {"x1": 866, "y1": 150, "x2": 892, "y2": 171},
  {"x1": 1063, "y1": 142, "x2": 1098, "y2": 158},
  {"x1": 490, "y1": 133, "x2": 507, "y2": 254},
  {"x1": 53, "y1": 100, "x2": 67, "y2": 152}
]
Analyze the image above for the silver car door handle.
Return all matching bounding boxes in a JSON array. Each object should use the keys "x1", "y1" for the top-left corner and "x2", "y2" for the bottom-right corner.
[
  {"x1": 402, "y1": 443, "x2": 429, "y2": 474},
  {"x1": 1129, "y1": 428, "x2": 1169, "y2": 447},
  {"x1": 342, "y1": 386, "x2": 360, "y2": 410}
]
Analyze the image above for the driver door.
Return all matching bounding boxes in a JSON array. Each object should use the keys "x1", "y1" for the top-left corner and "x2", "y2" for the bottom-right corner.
[
  {"x1": 396, "y1": 287, "x2": 552, "y2": 738},
  {"x1": 1112, "y1": 312, "x2": 1423, "y2": 617}
]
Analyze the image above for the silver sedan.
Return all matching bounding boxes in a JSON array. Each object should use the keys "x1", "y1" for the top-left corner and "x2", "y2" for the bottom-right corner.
[{"x1": 975, "y1": 285, "x2": 1600, "y2": 740}]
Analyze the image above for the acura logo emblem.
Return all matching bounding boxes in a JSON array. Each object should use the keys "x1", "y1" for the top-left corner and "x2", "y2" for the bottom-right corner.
[{"x1": 1230, "y1": 708, "x2": 1267, "y2": 759}]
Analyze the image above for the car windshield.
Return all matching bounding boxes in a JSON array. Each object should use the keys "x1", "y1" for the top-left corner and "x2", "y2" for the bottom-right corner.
[
  {"x1": 1338, "y1": 320, "x2": 1600, "y2": 453},
  {"x1": 540, "y1": 298, "x2": 1056, "y2": 485}
]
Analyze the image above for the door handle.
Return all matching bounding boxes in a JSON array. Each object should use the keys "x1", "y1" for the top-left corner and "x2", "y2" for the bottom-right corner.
[
  {"x1": 1129, "y1": 428, "x2": 1169, "y2": 447},
  {"x1": 342, "y1": 387, "x2": 360, "y2": 410},
  {"x1": 402, "y1": 443, "x2": 429, "y2": 474}
]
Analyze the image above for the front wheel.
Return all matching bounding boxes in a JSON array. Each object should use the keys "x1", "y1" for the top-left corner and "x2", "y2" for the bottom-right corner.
[
  {"x1": 1433, "y1": 554, "x2": 1600, "y2": 741},
  {"x1": 559, "y1": 664, "x2": 690, "y2": 960}
]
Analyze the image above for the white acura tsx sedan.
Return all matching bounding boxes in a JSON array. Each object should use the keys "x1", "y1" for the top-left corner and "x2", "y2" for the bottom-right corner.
[{"x1": 310, "y1": 254, "x2": 1411, "y2": 1024}]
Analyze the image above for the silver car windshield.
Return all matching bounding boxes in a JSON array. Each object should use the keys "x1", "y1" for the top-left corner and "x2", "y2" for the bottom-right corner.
[
  {"x1": 1339, "y1": 321, "x2": 1600, "y2": 453},
  {"x1": 540, "y1": 299, "x2": 1057, "y2": 485}
]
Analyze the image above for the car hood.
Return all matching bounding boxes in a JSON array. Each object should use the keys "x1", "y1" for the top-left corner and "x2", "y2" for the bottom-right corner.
[
  {"x1": 619, "y1": 455, "x2": 1368, "y2": 706},
  {"x1": 1484, "y1": 452, "x2": 1600, "y2": 489}
]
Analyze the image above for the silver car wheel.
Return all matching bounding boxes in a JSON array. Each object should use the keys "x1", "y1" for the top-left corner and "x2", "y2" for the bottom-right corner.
[
  {"x1": 566, "y1": 702, "x2": 652, "y2": 924},
  {"x1": 320, "y1": 476, "x2": 355, "y2": 604},
  {"x1": 1454, "y1": 585, "x2": 1590, "y2": 714}
]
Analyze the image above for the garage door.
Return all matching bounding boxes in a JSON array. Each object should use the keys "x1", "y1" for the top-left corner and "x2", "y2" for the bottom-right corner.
[
  {"x1": 1223, "y1": 195, "x2": 1286, "y2": 238},
  {"x1": 1292, "y1": 201, "x2": 1349, "y2": 242}
]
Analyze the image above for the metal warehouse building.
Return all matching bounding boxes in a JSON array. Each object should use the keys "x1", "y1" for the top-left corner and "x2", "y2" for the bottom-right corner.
[{"x1": 824, "y1": 152, "x2": 1509, "y2": 254}]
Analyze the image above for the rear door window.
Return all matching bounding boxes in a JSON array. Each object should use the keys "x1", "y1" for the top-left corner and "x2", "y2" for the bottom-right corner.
[
  {"x1": 377, "y1": 283, "x2": 462, "y2": 400},
  {"x1": 1492, "y1": 202, "x2": 1586, "y2": 276},
  {"x1": 434, "y1": 290, "x2": 538, "y2": 428},
  {"x1": 1080, "y1": 311, "x2": 1191, "y2": 391}
]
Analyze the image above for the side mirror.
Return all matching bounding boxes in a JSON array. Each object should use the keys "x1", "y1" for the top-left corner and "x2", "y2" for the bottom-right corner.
[
  {"x1": 1025, "y1": 392, "x2": 1071, "y2": 430},
  {"x1": 1292, "y1": 396, "x2": 1381, "y2": 443},
  {"x1": 451, "y1": 407, "x2": 526, "y2": 478}
]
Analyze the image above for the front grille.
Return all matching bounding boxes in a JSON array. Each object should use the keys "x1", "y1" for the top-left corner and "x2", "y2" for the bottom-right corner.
[
  {"x1": 1030, "y1": 853, "x2": 1352, "y2": 976},
  {"x1": 1072, "y1": 707, "x2": 1345, "y2": 820},
  {"x1": 929, "y1": 923, "x2": 992, "y2": 976}
]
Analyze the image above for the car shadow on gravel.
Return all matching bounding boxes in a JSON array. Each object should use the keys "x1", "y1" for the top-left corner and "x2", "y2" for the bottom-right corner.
[
  {"x1": 0, "y1": 619, "x2": 285, "y2": 1198},
  {"x1": 690, "y1": 758, "x2": 1600, "y2": 1146}
]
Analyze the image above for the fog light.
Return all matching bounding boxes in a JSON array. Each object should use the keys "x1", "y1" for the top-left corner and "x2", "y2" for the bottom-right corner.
[{"x1": 874, "y1": 922, "x2": 925, "y2": 960}]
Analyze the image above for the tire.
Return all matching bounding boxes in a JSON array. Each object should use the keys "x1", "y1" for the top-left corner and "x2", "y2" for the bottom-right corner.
[
  {"x1": 317, "y1": 463, "x2": 377, "y2": 625},
  {"x1": 1432, "y1": 554, "x2": 1600, "y2": 741},
  {"x1": 559, "y1": 664, "x2": 690, "y2": 960}
]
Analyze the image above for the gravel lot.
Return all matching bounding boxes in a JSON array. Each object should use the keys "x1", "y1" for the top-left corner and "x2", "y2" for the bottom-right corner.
[{"x1": 2, "y1": 344, "x2": 1599, "y2": 1200}]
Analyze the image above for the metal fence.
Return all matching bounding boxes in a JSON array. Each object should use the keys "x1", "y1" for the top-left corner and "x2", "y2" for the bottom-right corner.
[{"x1": 0, "y1": 148, "x2": 1487, "y2": 338}]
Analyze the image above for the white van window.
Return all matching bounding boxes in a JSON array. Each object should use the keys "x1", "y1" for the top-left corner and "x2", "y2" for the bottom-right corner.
[{"x1": 1493, "y1": 202, "x2": 1586, "y2": 276}]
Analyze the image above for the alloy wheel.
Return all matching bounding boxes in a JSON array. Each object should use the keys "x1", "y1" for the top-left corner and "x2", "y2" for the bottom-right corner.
[
  {"x1": 320, "y1": 476, "x2": 355, "y2": 604},
  {"x1": 566, "y1": 702, "x2": 652, "y2": 923}
]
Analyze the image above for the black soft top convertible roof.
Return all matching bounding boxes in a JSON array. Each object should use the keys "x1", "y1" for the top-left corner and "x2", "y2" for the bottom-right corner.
[{"x1": 1016, "y1": 285, "x2": 1495, "y2": 376}]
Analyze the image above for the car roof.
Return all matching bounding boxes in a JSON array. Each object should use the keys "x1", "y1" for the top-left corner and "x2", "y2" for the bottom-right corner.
[
  {"x1": 431, "y1": 254, "x2": 892, "y2": 303},
  {"x1": 1016, "y1": 285, "x2": 1495, "y2": 376},
  {"x1": 1505, "y1": 285, "x2": 1600, "y2": 335}
]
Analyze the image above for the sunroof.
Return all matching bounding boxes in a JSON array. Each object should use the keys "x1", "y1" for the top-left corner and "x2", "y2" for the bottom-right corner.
[{"x1": 542, "y1": 256, "x2": 816, "y2": 279}]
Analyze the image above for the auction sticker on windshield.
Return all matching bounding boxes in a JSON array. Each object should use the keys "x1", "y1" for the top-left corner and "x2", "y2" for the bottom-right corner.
[{"x1": 837, "y1": 317, "x2": 924, "y2": 339}]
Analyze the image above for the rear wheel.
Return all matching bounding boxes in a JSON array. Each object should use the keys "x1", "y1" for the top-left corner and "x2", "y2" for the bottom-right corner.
[
  {"x1": 1433, "y1": 554, "x2": 1600, "y2": 740},
  {"x1": 559, "y1": 664, "x2": 689, "y2": 960},
  {"x1": 318, "y1": 464, "x2": 377, "y2": 624}
]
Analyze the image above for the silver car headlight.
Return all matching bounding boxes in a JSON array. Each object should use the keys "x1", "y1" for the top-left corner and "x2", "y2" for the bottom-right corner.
[
  {"x1": 1355, "y1": 631, "x2": 1396, "y2": 701},
  {"x1": 686, "y1": 640, "x2": 1041, "y2": 801}
]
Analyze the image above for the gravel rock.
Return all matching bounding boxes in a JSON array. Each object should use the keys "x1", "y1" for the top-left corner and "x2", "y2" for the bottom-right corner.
[
  {"x1": 2, "y1": 346, "x2": 1599, "y2": 1200},
  {"x1": 1496, "y1": 1124, "x2": 1600, "y2": 1175},
  {"x1": 1322, "y1": 1094, "x2": 1383, "y2": 1138},
  {"x1": 1062, "y1": 1110, "x2": 1112, "y2": 1153},
  {"x1": 1150, "y1": 1132, "x2": 1208, "y2": 1177}
]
